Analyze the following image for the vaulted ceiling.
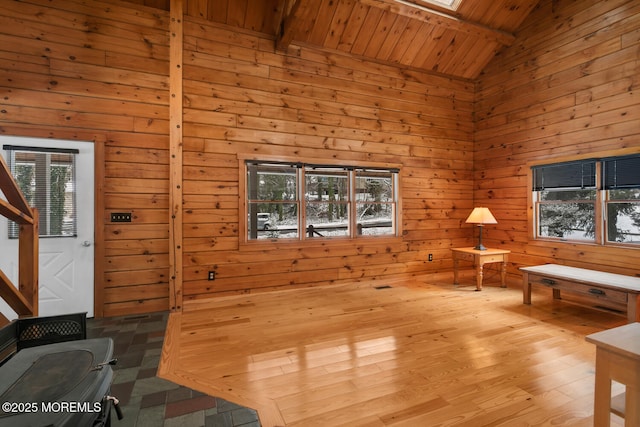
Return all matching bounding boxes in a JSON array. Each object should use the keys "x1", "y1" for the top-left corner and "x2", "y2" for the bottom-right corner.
[{"x1": 128, "y1": 0, "x2": 541, "y2": 80}]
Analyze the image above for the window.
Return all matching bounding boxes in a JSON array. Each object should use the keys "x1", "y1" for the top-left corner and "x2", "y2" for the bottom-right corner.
[
  {"x1": 355, "y1": 169, "x2": 396, "y2": 236},
  {"x1": 532, "y1": 154, "x2": 640, "y2": 246},
  {"x1": 247, "y1": 162, "x2": 299, "y2": 239},
  {"x1": 603, "y1": 156, "x2": 640, "y2": 244},
  {"x1": 5, "y1": 145, "x2": 78, "y2": 239},
  {"x1": 533, "y1": 160, "x2": 597, "y2": 242},
  {"x1": 400, "y1": 0, "x2": 463, "y2": 12},
  {"x1": 245, "y1": 161, "x2": 399, "y2": 241},
  {"x1": 305, "y1": 166, "x2": 350, "y2": 238}
]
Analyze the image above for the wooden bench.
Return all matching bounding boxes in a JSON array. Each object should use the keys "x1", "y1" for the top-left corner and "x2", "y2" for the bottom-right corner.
[{"x1": 521, "y1": 264, "x2": 640, "y2": 323}]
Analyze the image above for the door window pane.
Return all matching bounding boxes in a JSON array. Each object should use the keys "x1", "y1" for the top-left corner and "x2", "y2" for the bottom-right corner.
[{"x1": 7, "y1": 147, "x2": 77, "y2": 238}]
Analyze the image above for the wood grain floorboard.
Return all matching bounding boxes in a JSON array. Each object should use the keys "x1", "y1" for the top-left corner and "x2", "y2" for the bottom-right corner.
[{"x1": 158, "y1": 277, "x2": 628, "y2": 426}]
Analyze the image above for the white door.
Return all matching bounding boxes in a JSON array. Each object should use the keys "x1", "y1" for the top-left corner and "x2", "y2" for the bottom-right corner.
[{"x1": 0, "y1": 136, "x2": 94, "y2": 318}]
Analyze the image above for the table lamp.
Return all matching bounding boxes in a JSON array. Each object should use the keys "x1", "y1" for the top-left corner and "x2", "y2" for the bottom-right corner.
[{"x1": 465, "y1": 207, "x2": 497, "y2": 250}]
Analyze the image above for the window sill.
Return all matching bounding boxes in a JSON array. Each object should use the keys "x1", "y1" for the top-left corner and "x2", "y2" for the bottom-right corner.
[
  {"x1": 239, "y1": 235, "x2": 403, "y2": 251},
  {"x1": 532, "y1": 238, "x2": 640, "y2": 250}
]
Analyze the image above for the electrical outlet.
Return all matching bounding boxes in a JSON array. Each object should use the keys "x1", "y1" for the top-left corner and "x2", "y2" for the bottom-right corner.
[
  {"x1": 428, "y1": 253, "x2": 433, "y2": 262},
  {"x1": 208, "y1": 271, "x2": 216, "y2": 281}
]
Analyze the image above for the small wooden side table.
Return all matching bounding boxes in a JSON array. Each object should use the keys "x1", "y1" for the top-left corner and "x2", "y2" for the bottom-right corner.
[
  {"x1": 451, "y1": 247, "x2": 510, "y2": 291},
  {"x1": 586, "y1": 323, "x2": 640, "y2": 427}
]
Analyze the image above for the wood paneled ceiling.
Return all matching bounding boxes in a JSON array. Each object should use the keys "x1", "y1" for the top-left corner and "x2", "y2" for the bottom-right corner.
[{"x1": 128, "y1": 0, "x2": 541, "y2": 80}]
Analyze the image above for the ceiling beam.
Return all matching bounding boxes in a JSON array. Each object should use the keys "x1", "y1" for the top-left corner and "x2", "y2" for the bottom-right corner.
[
  {"x1": 276, "y1": 0, "x2": 320, "y2": 50},
  {"x1": 276, "y1": 0, "x2": 302, "y2": 50},
  {"x1": 360, "y1": 0, "x2": 516, "y2": 46}
]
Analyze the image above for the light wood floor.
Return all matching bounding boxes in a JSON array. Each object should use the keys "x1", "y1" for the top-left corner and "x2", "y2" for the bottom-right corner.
[{"x1": 158, "y1": 275, "x2": 628, "y2": 426}]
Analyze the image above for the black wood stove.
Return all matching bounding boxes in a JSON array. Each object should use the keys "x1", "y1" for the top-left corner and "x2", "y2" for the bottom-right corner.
[{"x1": 0, "y1": 314, "x2": 121, "y2": 427}]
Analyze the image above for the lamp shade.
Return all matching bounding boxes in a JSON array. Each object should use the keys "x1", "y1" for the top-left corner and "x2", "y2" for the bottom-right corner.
[{"x1": 465, "y1": 207, "x2": 497, "y2": 225}]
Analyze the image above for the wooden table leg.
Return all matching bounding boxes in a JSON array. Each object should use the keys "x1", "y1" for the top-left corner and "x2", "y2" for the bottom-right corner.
[
  {"x1": 593, "y1": 348, "x2": 612, "y2": 427},
  {"x1": 476, "y1": 261, "x2": 483, "y2": 291},
  {"x1": 501, "y1": 259, "x2": 507, "y2": 287},
  {"x1": 523, "y1": 272, "x2": 531, "y2": 304},
  {"x1": 626, "y1": 386, "x2": 640, "y2": 427},
  {"x1": 453, "y1": 256, "x2": 459, "y2": 285}
]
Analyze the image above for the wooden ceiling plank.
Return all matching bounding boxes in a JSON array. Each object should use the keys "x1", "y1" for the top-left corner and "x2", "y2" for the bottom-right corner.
[
  {"x1": 412, "y1": 25, "x2": 445, "y2": 69},
  {"x1": 186, "y1": 0, "x2": 207, "y2": 20},
  {"x1": 226, "y1": 0, "x2": 248, "y2": 28},
  {"x1": 439, "y1": 33, "x2": 476, "y2": 75},
  {"x1": 363, "y1": 9, "x2": 399, "y2": 58},
  {"x1": 386, "y1": 15, "x2": 421, "y2": 63},
  {"x1": 308, "y1": 0, "x2": 340, "y2": 46},
  {"x1": 459, "y1": 39, "x2": 500, "y2": 79},
  {"x1": 480, "y1": 0, "x2": 541, "y2": 33},
  {"x1": 206, "y1": 0, "x2": 227, "y2": 23},
  {"x1": 130, "y1": 0, "x2": 541, "y2": 80},
  {"x1": 482, "y1": 2, "x2": 513, "y2": 28},
  {"x1": 398, "y1": 22, "x2": 436, "y2": 66},
  {"x1": 324, "y1": 0, "x2": 356, "y2": 50},
  {"x1": 359, "y1": 0, "x2": 516, "y2": 47},
  {"x1": 244, "y1": 0, "x2": 274, "y2": 34},
  {"x1": 336, "y1": 2, "x2": 369, "y2": 53},
  {"x1": 420, "y1": 28, "x2": 458, "y2": 73},
  {"x1": 350, "y1": 7, "x2": 384, "y2": 56},
  {"x1": 454, "y1": 0, "x2": 539, "y2": 32},
  {"x1": 376, "y1": 15, "x2": 410, "y2": 61}
]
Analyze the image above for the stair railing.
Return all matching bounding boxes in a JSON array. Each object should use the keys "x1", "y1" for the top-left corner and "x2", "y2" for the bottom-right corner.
[{"x1": 0, "y1": 154, "x2": 38, "y2": 325}]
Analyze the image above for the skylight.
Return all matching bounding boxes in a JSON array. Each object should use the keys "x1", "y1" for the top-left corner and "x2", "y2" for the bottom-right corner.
[{"x1": 405, "y1": 0, "x2": 463, "y2": 11}]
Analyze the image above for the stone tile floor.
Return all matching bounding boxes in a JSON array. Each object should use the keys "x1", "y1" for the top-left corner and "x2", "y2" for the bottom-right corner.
[{"x1": 86, "y1": 312, "x2": 261, "y2": 427}]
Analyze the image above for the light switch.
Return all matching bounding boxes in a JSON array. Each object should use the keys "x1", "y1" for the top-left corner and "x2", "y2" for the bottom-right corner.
[{"x1": 110, "y1": 212, "x2": 132, "y2": 222}]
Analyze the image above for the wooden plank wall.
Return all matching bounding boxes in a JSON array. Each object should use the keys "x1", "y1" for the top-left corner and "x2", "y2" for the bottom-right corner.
[
  {"x1": 0, "y1": 0, "x2": 172, "y2": 317},
  {"x1": 0, "y1": 0, "x2": 476, "y2": 315},
  {"x1": 180, "y1": 17, "x2": 475, "y2": 300},
  {"x1": 475, "y1": 0, "x2": 640, "y2": 277},
  {"x1": 4, "y1": 0, "x2": 639, "y2": 316},
  {"x1": 3, "y1": 0, "x2": 638, "y2": 316}
]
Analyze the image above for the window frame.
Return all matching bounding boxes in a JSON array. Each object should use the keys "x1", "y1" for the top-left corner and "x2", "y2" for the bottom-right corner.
[
  {"x1": 530, "y1": 152, "x2": 640, "y2": 248},
  {"x1": 239, "y1": 155, "x2": 402, "y2": 245}
]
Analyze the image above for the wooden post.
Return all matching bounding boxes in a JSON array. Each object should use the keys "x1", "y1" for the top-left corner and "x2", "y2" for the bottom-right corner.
[
  {"x1": 18, "y1": 208, "x2": 38, "y2": 317},
  {"x1": 169, "y1": 0, "x2": 184, "y2": 312}
]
